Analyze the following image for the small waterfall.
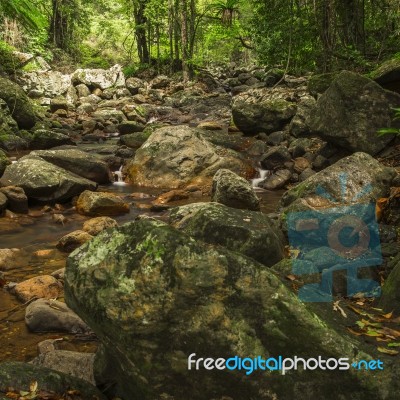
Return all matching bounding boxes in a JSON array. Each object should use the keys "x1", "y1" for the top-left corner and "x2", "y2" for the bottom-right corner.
[
  {"x1": 113, "y1": 165, "x2": 127, "y2": 186},
  {"x1": 251, "y1": 168, "x2": 271, "y2": 189}
]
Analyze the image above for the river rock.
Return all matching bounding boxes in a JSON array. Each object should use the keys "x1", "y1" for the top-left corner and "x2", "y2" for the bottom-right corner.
[
  {"x1": 0, "y1": 362, "x2": 106, "y2": 399},
  {"x1": 29, "y1": 129, "x2": 74, "y2": 149},
  {"x1": 0, "y1": 192, "x2": 7, "y2": 215},
  {"x1": 13, "y1": 275, "x2": 62, "y2": 302},
  {"x1": 126, "y1": 125, "x2": 249, "y2": 189},
  {"x1": 65, "y1": 218, "x2": 388, "y2": 400},
  {"x1": 83, "y1": 216, "x2": 118, "y2": 235},
  {"x1": 72, "y1": 64, "x2": 124, "y2": 90},
  {"x1": 0, "y1": 157, "x2": 97, "y2": 203},
  {"x1": 370, "y1": 58, "x2": 400, "y2": 93},
  {"x1": 30, "y1": 149, "x2": 112, "y2": 184},
  {"x1": 0, "y1": 150, "x2": 9, "y2": 177},
  {"x1": 232, "y1": 87, "x2": 297, "y2": 134},
  {"x1": 57, "y1": 230, "x2": 93, "y2": 252},
  {"x1": 117, "y1": 121, "x2": 145, "y2": 134},
  {"x1": 261, "y1": 169, "x2": 292, "y2": 190},
  {"x1": 169, "y1": 202, "x2": 284, "y2": 266},
  {"x1": 280, "y1": 152, "x2": 397, "y2": 211},
  {"x1": 0, "y1": 186, "x2": 28, "y2": 213},
  {"x1": 0, "y1": 76, "x2": 36, "y2": 129},
  {"x1": 308, "y1": 71, "x2": 400, "y2": 155},
  {"x1": 0, "y1": 248, "x2": 21, "y2": 271},
  {"x1": 31, "y1": 350, "x2": 96, "y2": 385},
  {"x1": 125, "y1": 77, "x2": 145, "y2": 95},
  {"x1": 25, "y1": 298, "x2": 90, "y2": 333},
  {"x1": 76, "y1": 190, "x2": 129, "y2": 216},
  {"x1": 260, "y1": 145, "x2": 292, "y2": 170},
  {"x1": 211, "y1": 169, "x2": 260, "y2": 211}
]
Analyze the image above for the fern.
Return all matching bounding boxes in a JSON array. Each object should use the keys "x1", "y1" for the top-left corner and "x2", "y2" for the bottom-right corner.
[
  {"x1": 0, "y1": 0, "x2": 45, "y2": 31},
  {"x1": 377, "y1": 108, "x2": 400, "y2": 137}
]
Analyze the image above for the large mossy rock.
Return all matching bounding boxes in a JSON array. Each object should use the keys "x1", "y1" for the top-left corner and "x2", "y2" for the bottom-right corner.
[
  {"x1": 308, "y1": 71, "x2": 400, "y2": 155},
  {"x1": 30, "y1": 149, "x2": 112, "y2": 184},
  {"x1": 65, "y1": 218, "x2": 394, "y2": 400},
  {"x1": 0, "y1": 361, "x2": 106, "y2": 400},
  {"x1": 29, "y1": 129, "x2": 74, "y2": 150},
  {"x1": 370, "y1": 58, "x2": 400, "y2": 93},
  {"x1": 280, "y1": 152, "x2": 396, "y2": 211},
  {"x1": 0, "y1": 156, "x2": 97, "y2": 203},
  {"x1": 0, "y1": 76, "x2": 36, "y2": 129},
  {"x1": 232, "y1": 88, "x2": 297, "y2": 135},
  {"x1": 0, "y1": 150, "x2": 9, "y2": 177},
  {"x1": 126, "y1": 125, "x2": 250, "y2": 189},
  {"x1": 379, "y1": 254, "x2": 400, "y2": 313},
  {"x1": 169, "y1": 202, "x2": 284, "y2": 266}
]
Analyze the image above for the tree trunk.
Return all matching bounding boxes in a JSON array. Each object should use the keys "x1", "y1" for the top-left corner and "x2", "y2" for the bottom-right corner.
[
  {"x1": 181, "y1": 0, "x2": 189, "y2": 81},
  {"x1": 133, "y1": 0, "x2": 150, "y2": 64}
]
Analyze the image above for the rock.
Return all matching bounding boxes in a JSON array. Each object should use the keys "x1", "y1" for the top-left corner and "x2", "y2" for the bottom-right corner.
[
  {"x1": 75, "y1": 83, "x2": 91, "y2": 98},
  {"x1": 308, "y1": 71, "x2": 400, "y2": 155},
  {"x1": 126, "y1": 125, "x2": 250, "y2": 189},
  {"x1": 170, "y1": 202, "x2": 284, "y2": 266},
  {"x1": 76, "y1": 190, "x2": 130, "y2": 216},
  {"x1": 261, "y1": 169, "x2": 291, "y2": 190},
  {"x1": 197, "y1": 121, "x2": 223, "y2": 131},
  {"x1": 25, "y1": 298, "x2": 90, "y2": 333},
  {"x1": 307, "y1": 72, "x2": 338, "y2": 96},
  {"x1": 280, "y1": 152, "x2": 396, "y2": 210},
  {"x1": 32, "y1": 350, "x2": 96, "y2": 385},
  {"x1": 0, "y1": 100, "x2": 19, "y2": 140},
  {"x1": 266, "y1": 130, "x2": 287, "y2": 145},
  {"x1": 18, "y1": 70, "x2": 72, "y2": 98},
  {"x1": 0, "y1": 248, "x2": 21, "y2": 271},
  {"x1": 0, "y1": 186, "x2": 28, "y2": 213},
  {"x1": 150, "y1": 75, "x2": 171, "y2": 89},
  {"x1": 83, "y1": 216, "x2": 118, "y2": 235},
  {"x1": 232, "y1": 88, "x2": 297, "y2": 134},
  {"x1": 50, "y1": 97, "x2": 69, "y2": 113},
  {"x1": 211, "y1": 169, "x2": 260, "y2": 211},
  {"x1": 380, "y1": 256, "x2": 400, "y2": 313},
  {"x1": 93, "y1": 108, "x2": 126, "y2": 123},
  {"x1": 260, "y1": 145, "x2": 292, "y2": 170},
  {"x1": 125, "y1": 77, "x2": 145, "y2": 95},
  {"x1": 289, "y1": 95, "x2": 316, "y2": 137},
  {"x1": 29, "y1": 149, "x2": 112, "y2": 184},
  {"x1": 13, "y1": 275, "x2": 62, "y2": 302},
  {"x1": 293, "y1": 157, "x2": 311, "y2": 173},
  {"x1": 313, "y1": 154, "x2": 330, "y2": 171},
  {"x1": 0, "y1": 76, "x2": 36, "y2": 129},
  {"x1": 57, "y1": 230, "x2": 93, "y2": 252},
  {"x1": 65, "y1": 218, "x2": 386, "y2": 400},
  {"x1": 0, "y1": 362, "x2": 106, "y2": 399},
  {"x1": 117, "y1": 121, "x2": 145, "y2": 134},
  {"x1": 0, "y1": 150, "x2": 10, "y2": 177},
  {"x1": 0, "y1": 192, "x2": 7, "y2": 215},
  {"x1": 0, "y1": 157, "x2": 97, "y2": 203},
  {"x1": 299, "y1": 167, "x2": 316, "y2": 181},
  {"x1": 72, "y1": 64, "x2": 124, "y2": 90},
  {"x1": 370, "y1": 58, "x2": 400, "y2": 93},
  {"x1": 29, "y1": 129, "x2": 74, "y2": 149}
]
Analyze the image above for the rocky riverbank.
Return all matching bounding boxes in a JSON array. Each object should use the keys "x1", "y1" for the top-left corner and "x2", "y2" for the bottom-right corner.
[{"x1": 0, "y1": 60, "x2": 400, "y2": 399}]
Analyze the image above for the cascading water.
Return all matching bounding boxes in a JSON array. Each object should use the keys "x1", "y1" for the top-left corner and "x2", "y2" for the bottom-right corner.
[
  {"x1": 251, "y1": 167, "x2": 271, "y2": 189},
  {"x1": 113, "y1": 165, "x2": 127, "y2": 186}
]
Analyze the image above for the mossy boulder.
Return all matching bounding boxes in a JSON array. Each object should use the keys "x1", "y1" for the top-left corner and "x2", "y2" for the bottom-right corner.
[
  {"x1": 65, "y1": 218, "x2": 393, "y2": 400},
  {"x1": 29, "y1": 129, "x2": 74, "y2": 150},
  {"x1": 370, "y1": 58, "x2": 400, "y2": 93},
  {"x1": 307, "y1": 72, "x2": 338, "y2": 96},
  {"x1": 0, "y1": 76, "x2": 36, "y2": 129},
  {"x1": 0, "y1": 150, "x2": 9, "y2": 177},
  {"x1": 380, "y1": 254, "x2": 400, "y2": 313}
]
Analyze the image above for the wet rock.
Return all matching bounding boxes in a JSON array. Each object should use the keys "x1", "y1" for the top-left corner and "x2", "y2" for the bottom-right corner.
[
  {"x1": 260, "y1": 145, "x2": 291, "y2": 170},
  {"x1": 25, "y1": 298, "x2": 90, "y2": 333},
  {"x1": 29, "y1": 129, "x2": 74, "y2": 149},
  {"x1": 0, "y1": 76, "x2": 36, "y2": 129},
  {"x1": 370, "y1": 58, "x2": 400, "y2": 93},
  {"x1": 232, "y1": 87, "x2": 297, "y2": 134},
  {"x1": 57, "y1": 230, "x2": 93, "y2": 252},
  {"x1": 289, "y1": 95, "x2": 316, "y2": 137},
  {"x1": 76, "y1": 190, "x2": 130, "y2": 216},
  {"x1": 261, "y1": 169, "x2": 291, "y2": 190},
  {"x1": 0, "y1": 192, "x2": 7, "y2": 215},
  {"x1": 72, "y1": 64, "x2": 124, "y2": 90},
  {"x1": 83, "y1": 216, "x2": 118, "y2": 236},
  {"x1": 65, "y1": 218, "x2": 384, "y2": 400},
  {"x1": 0, "y1": 186, "x2": 28, "y2": 213},
  {"x1": 13, "y1": 275, "x2": 62, "y2": 302},
  {"x1": 308, "y1": 71, "x2": 400, "y2": 155},
  {"x1": 126, "y1": 125, "x2": 249, "y2": 189},
  {"x1": 313, "y1": 154, "x2": 330, "y2": 171},
  {"x1": 0, "y1": 248, "x2": 21, "y2": 271},
  {"x1": 211, "y1": 169, "x2": 260, "y2": 211},
  {"x1": 125, "y1": 77, "x2": 145, "y2": 95},
  {"x1": 0, "y1": 361, "x2": 106, "y2": 399},
  {"x1": 0, "y1": 157, "x2": 97, "y2": 203},
  {"x1": 117, "y1": 121, "x2": 145, "y2": 134},
  {"x1": 29, "y1": 149, "x2": 112, "y2": 184}
]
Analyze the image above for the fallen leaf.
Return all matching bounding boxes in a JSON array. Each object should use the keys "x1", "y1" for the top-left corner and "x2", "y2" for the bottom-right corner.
[
  {"x1": 381, "y1": 311, "x2": 394, "y2": 319},
  {"x1": 285, "y1": 274, "x2": 297, "y2": 281},
  {"x1": 347, "y1": 327, "x2": 363, "y2": 336},
  {"x1": 388, "y1": 342, "x2": 400, "y2": 347},
  {"x1": 333, "y1": 300, "x2": 347, "y2": 318},
  {"x1": 377, "y1": 346, "x2": 399, "y2": 355}
]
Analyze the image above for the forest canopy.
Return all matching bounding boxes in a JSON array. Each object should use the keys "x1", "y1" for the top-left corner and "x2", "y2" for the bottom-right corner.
[{"x1": 1, "y1": 0, "x2": 400, "y2": 75}]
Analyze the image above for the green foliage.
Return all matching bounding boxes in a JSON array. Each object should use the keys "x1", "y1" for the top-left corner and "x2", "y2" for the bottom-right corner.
[
  {"x1": 0, "y1": 40, "x2": 21, "y2": 74},
  {"x1": 0, "y1": 0, "x2": 45, "y2": 31},
  {"x1": 377, "y1": 108, "x2": 400, "y2": 137}
]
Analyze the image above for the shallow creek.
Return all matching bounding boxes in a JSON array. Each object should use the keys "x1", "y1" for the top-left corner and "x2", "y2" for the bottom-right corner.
[{"x1": 0, "y1": 169, "x2": 284, "y2": 363}]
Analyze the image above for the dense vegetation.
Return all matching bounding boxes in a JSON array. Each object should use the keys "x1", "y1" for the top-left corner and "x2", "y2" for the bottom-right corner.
[{"x1": 1, "y1": 0, "x2": 400, "y2": 75}]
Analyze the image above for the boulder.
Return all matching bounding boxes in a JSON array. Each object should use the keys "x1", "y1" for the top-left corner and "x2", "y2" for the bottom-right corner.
[
  {"x1": 92, "y1": 108, "x2": 126, "y2": 123},
  {"x1": 56, "y1": 230, "x2": 93, "y2": 252},
  {"x1": 211, "y1": 169, "x2": 260, "y2": 211},
  {"x1": 125, "y1": 77, "x2": 145, "y2": 95},
  {"x1": 169, "y1": 202, "x2": 284, "y2": 266},
  {"x1": 0, "y1": 99, "x2": 19, "y2": 139},
  {"x1": 0, "y1": 186, "x2": 28, "y2": 213},
  {"x1": 0, "y1": 157, "x2": 97, "y2": 203},
  {"x1": 280, "y1": 152, "x2": 396, "y2": 211},
  {"x1": 0, "y1": 76, "x2": 36, "y2": 129},
  {"x1": 50, "y1": 97, "x2": 69, "y2": 113},
  {"x1": 76, "y1": 190, "x2": 130, "y2": 216},
  {"x1": 370, "y1": 58, "x2": 400, "y2": 93},
  {"x1": 83, "y1": 216, "x2": 118, "y2": 235},
  {"x1": 232, "y1": 88, "x2": 297, "y2": 134},
  {"x1": 0, "y1": 150, "x2": 9, "y2": 177},
  {"x1": 72, "y1": 64, "x2": 124, "y2": 90},
  {"x1": 307, "y1": 72, "x2": 338, "y2": 96},
  {"x1": 25, "y1": 298, "x2": 90, "y2": 333},
  {"x1": 0, "y1": 362, "x2": 106, "y2": 399},
  {"x1": 262, "y1": 169, "x2": 292, "y2": 190},
  {"x1": 13, "y1": 275, "x2": 62, "y2": 302},
  {"x1": 65, "y1": 218, "x2": 389, "y2": 400},
  {"x1": 126, "y1": 125, "x2": 249, "y2": 189},
  {"x1": 0, "y1": 192, "x2": 7, "y2": 215},
  {"x1": 260, "y1": 146, "x2": 292, "y2": 170},
  {"x1": 30, "y1": 149, "x2": 112, "y2": 184},
  {"x1": 308, "y1": 71, "x2": 400, "y2": 155},
  {"x1": 289, "y1": 95, "x2": 316, "y2": 137},
  {"x1": 29, "y1": 129, "x2": 74, "y2": 149}
]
